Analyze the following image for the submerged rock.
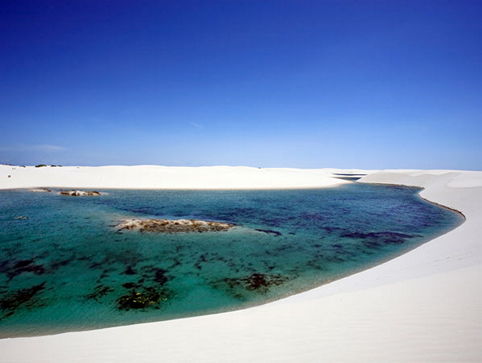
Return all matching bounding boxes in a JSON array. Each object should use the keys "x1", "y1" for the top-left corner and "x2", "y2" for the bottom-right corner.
[
  {"x1": 222, "y1": 273, "x2": 288, "y2": 293},
  {"x1": 244, "y1": 273, "x2": 287, "y2": 290},
  {"x1": 116, "y1": 218, "x2": 234, "y2": 233},
  {"x1": 117, "y1": 287, "x2": 171, "y2": 310},
  {"x1": 59, "y1": 190, "x2": 101, "y2": 196}
]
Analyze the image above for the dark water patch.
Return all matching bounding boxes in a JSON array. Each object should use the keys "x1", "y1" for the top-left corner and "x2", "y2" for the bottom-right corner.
[
  {"x1": 122, "y1": 282, "x2": 139, "y2": 289},
  {"x1": 0, "y1": 283, "x2": 46, "y2": 319},
  {"x1": 215, "y1": 273, "x2": 289, "y2": 298},
  {"x1": 1, "y1": 259, "x2": 46, "y2": 280},
  {"x1": 153, "y1": 268, "x2": 169, "y2": 285},
  {"x1": 86, "y1": 285, "x2": 114, "y2": 302},
  {"x1": 255, "y1": 228, "x2": 282, "y2": 237},
  {"x1": 194, "y1": 254, "x2": 209, "y2": 270},
  {"x1": 49, "y1": 258, "x2": 72, "y2": 270},
  {"x1": 124, "y1": 266, "x2": 136, "y2": 275},
  {"x1": 341, "y1": 231, "x2": 419, "y2": 245}
]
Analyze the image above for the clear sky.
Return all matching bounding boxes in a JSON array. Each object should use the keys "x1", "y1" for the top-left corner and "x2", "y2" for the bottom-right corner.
[{"x1": 1, "y1": 0, "x2": 481, "y2": 169}]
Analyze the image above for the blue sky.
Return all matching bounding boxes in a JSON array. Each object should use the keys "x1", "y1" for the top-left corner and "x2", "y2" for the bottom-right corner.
[{"x1": 1, "y1": 0, "x2": 481, "y2": 169}]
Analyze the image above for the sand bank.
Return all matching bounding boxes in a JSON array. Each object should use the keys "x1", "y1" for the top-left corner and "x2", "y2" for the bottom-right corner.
[
  {"x1": 0, "y1": 165, "x2": 350, "y2": 189},
  {"x1": 0, "y1": 167, "x2": 480, "y2": 362}
]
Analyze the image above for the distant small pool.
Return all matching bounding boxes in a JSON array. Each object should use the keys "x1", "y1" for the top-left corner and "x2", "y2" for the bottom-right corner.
[{"x1": 0, "y1": 184, "x2": 463, "y2": 337}]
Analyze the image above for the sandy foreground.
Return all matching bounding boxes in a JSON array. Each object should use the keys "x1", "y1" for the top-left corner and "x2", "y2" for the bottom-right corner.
[{"x1": 0, "y1": 165, "x2": 481, "y2": 362}]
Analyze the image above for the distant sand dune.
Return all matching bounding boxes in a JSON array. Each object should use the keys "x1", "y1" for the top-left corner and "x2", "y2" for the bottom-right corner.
[{"x1": 0, "y1": 165, "x2": 351, "y2": 190}]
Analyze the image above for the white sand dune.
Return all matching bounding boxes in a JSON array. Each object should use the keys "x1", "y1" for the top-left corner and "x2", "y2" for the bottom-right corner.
[
  {"x1": 0, "y1": 165, "x2": 350, "y2": 190},
  {"x1": 0, "y1": 166, "x2": 481, "y2": 362}
]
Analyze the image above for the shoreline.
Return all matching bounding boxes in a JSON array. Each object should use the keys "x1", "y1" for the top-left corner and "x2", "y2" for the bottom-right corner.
[
  {"x1": 365, "y1": 181, "x2": 467, "y2": 219},
  {"x1": 0, "y1": 166, "x2": 480, "y2": 362},
  {"x1": 418, "y1": 194, "x2": 466, "y2": 219}
]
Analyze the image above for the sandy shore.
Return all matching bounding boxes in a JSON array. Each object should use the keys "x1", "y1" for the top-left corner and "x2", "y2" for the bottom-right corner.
[
  {"x1": 0, "y1": 165, "x2": 354, "y2": 189},
  {"x1": 0, "y1": 166, "x2": 480, "y2": 362}
]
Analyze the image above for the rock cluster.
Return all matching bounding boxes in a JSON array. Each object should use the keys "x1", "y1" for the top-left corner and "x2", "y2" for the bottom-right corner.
[
  {"x1": 116, "y1": 218, "x2": 234, "y2": 233},
  {"x1": 59, "y1": 190, "x2": 101, "y2": 196}
]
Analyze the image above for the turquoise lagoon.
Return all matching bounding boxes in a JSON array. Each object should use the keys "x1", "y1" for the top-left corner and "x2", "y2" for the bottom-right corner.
[{"x1": 0, "y1": 184, "x2": 463, "y2": 337}]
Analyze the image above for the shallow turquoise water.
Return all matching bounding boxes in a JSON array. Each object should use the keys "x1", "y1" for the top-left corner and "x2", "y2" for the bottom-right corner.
[{"x1": 0, "y1": 184, "x2": 463, "y2": 337}]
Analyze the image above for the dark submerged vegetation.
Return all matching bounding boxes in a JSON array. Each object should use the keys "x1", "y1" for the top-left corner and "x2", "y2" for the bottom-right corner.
[
  {"x1": 0, "y1": 283, "x2": 46, "y2": 319},
  {"x1": 117, "y1": 287, "x2": 172, "y2": 310}
]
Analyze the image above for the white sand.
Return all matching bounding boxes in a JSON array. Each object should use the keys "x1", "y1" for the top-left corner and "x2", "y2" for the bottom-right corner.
[
  {"x1": 0, "y1": 165, "x2": 351, "y2": 189},
  {"x1": 0, "y1": 166, "x2": 481, "y2": 362}
]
